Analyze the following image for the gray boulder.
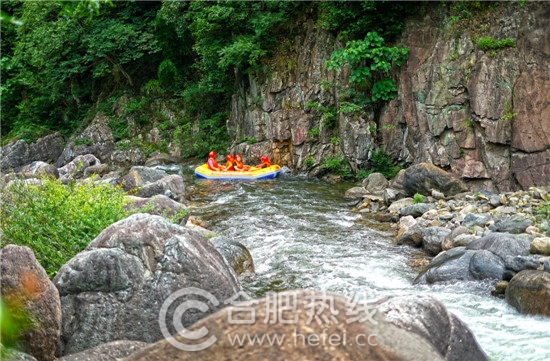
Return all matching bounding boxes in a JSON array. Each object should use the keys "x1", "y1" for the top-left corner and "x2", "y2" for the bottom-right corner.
[
  {"x1": 422, "y1": 227, "x2": 451, "y2": 256},
  {"x1": 126, "y1": 195, "x2": 189, "y2": 225},
  {"x1": 504, "y1": 255, "x2": 541, "y2": 272},
  {"x1": 211, "y1": 237, "x2": 255, "y2": 276},
  {"x1": 57, "y1": 340, "x2": 147, "y2": 361},
  {"x1": 488, "y1": 215, "x2": 533, "y2": 234},
  {"x1": 1, "y1": 133, "x2": 65, "y2": 172},
  {"x1": 415, "y1": 233, "x2": 531, "y2": 284},
  {"x1": 135, "y1": 175, "x2": 186, "y2": 202},
  {"x1": 375, "y1": 295, "x2": 488, "y2": 361},
  {"x1": 1, "y1": 245, "x2": 62, "y2": 361},
  {"x1": 362, "y1": 172, "x2": 388, "y2": 193},
  {"x1": 58, "y1": 154, "x2": 101, "y2": 180},
  {"x1": 124, "y1": 290, "x2": 451, "y2": 361},
  {"x1": 400, "y1": 203, "x2": 435, "y2": 218},
  {"x1": 403, "y1": 163, "x2": 469, "y2": 197},
  {"x1": 16, "y1": 161, "x2": 59, "y2": 180},
  {"x1": 53, "y1": 214, "x2": 240, "y2": 356}
]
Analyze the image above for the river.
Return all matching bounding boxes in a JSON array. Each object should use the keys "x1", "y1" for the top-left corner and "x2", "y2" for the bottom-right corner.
[{"x1": 185, "y1": 171, "x2": 550, "y2": 361}]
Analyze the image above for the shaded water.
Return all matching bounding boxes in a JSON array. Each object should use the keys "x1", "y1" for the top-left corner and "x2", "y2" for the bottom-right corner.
[{"x1": 187, "y1": 172, "x2": 550, "y2": 361}]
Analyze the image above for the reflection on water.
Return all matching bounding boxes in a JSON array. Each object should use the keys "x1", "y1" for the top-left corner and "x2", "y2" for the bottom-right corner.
[{"x1": 187, "y1": 172, "x2": 550, "y2": 361}]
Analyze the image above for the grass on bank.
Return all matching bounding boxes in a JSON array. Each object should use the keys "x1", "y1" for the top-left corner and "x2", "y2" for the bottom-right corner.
[{"x1": 0, "y1": 177, "x2": 132, "y2": 277}]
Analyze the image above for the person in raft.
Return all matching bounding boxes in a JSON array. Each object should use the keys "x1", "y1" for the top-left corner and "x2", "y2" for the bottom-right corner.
[
  {"x1": 234, "y1": 154, "x2": 251, "y2": 171},
  {"x1": 207, "y1": 151, "x2": 222, "y2": 171},
  {"x1": 251, "y1": 156, "x2": 271, "y2": 170},
  {"x1": 223, "y1": 154, "x2": 236, "y2": 171}
]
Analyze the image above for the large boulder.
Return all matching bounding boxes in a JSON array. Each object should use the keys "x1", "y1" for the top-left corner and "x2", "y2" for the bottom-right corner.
[
  {"x1": 55, "y1": 112, "x2": 115, "y2": 167},
  {"x1": 403, "y1": 163, "x2": 469, "y2": 197},
  {"x1": 506, "y1": 270, "x2": 550, "y2": 317},
  {"x1": 57, "y1": 154, "x2": 101, "y2": 180},
  {"x1": 125, "y1": 195, "x2": 189, "y2": 225},
  {"x1": 15, "y1": 161, "x2": 59, "y2": 180},
  {"x1": 57, "y1": 341, "x2": 147, "y2": 361},
  {"x1": 374, "y1": 295, "x2": 488, "y2": 361},
  {"x1": 362, "y1": 172, "x2": 388, "y2": 193},
  {"x1": 1, "y1": 133, "x2": 65, "y2": 172},
  {"x1": 116, "y1": 166, "x2": 168, "y2": 192},
  {"x1": 422, "y1": 227, "x2": 451, "y2": 256},
  {"x1": 53, "y1": 214, "x2": 240, "y2": 356},
  {"x1": 0, "y1": 245, "x2": 62, "y2": 361},
  {"x1": 124, "y1": 290, "x2": 487, "y2": 361},
  {"x1": 210, "y1": 237, "x2": 255, "y2": 276},
  {"x1": 415, "y1": 233, "x2": 531, "y2": 284}
]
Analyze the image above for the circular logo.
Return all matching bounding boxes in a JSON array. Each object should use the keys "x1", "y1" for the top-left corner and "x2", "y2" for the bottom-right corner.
[{"x1": 158, "y1": 287, "x2": 219, "y2": 351}]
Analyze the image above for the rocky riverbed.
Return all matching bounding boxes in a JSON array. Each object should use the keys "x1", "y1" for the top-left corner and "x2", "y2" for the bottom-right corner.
[{"x1": 345, "y1": 163, "x2": 550, "y2": 317}]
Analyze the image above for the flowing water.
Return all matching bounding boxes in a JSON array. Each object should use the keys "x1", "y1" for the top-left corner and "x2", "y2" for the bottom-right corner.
[{"x1": 186, "y1": 170, "x2": 550, "y2": 361}]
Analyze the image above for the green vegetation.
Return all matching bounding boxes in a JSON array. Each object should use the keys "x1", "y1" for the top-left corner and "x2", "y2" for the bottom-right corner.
[
  {"x1": 369, "y1": 149, "x2": 402, "y2": 179},
  {"x1": 502, "y1": 103, "x2": 517, "y2": 121},
  {"x1": 475, "y1": 36, "x2": 515, "y2": 51},
  {"x1": 320, "y1": 156, "x2": 352, "y2": 178},
  {"x1": 0, "y1": 177, "x2": 132, "y2": 276},
  {"x1": 413, "y1": 193, "x2": 424, "y2": 204},
  {"x1": 535, "y1": 199, "x2": 550, "y2": 221},
  {"x1": 304, "y1": 156, "x2": 315, "y2": 169},
  {"x1": 326, "y1": 32, "x2": 409, "y2": 103}
]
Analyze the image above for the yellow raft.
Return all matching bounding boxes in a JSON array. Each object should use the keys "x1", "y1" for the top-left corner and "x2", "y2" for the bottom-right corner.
[{"x1": 194, "y1": 164, "x2": 282, "y2": 180}]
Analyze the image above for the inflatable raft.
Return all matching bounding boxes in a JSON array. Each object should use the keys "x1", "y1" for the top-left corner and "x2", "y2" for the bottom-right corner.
[{"x1": 194, "y1": 164, "x2": 282, "y2": 180}]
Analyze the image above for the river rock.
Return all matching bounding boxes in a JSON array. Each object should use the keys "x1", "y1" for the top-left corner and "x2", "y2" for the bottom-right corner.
[
  {"x1": 362, "y1": 172, "x2": 388, "y2": 193},
  {"x1": 488, "y1": 215, "x2": 533, "y2": 234},
  {"x1": 144, "y1": 153, "x2": 181, "y2": 167},
  {"x1": 135, "y1": 174, "x2": 186, "y2": 202},
  {"x1": 388, "y1": 197, "x2": 414, "y2": 213},
  {"x1": 422, "y1": 227, "x2": 451, "y2": 256},
  {"x1": 544, "y1": 260, "x2": 550, "y2": 273},
  {"x1": 415, "y1": 233, "x2": 531, "y2": 284},
  {"x1": 384, "y1": 187, "x2": 407, "y2": 204},
  {"x1": 402, "y1": 163, "x2": 469, "y2": 197},
  {"x1": 83, "y1": 163, "x2": 110, "y2": 178},
  {"x1": 53, "y1": 213, "x2": 241, "y2": 356},
  {"x1": 374, "y1": 295, "x2": 488, "y2": 361},
  {"x1": 397, "y1": 224, "x2": 424, "y2": 248},
  {"x1": 0, "y1": 245, "x2": 62, "y2": 361},
  {"x1": 463, "y1": 213, "x2": 491, "y2": 228},
  {"x1": 530, "y1": 237, "x2": 550, "y2": 255},
  {"x1": 344, "y1": 186, "x2": 369, "y2": 200},
  {"x1": 400, "y1": 203, "x2": 435, "y2": 218},
  {"x1": 124, "y1": 290, "x2": 453, "y2": 361},
  {"x1": 506, "y1": 270, "x2": 550, "y2": 317},
  {"x1": 441, "y1": 226, "x2": 470, "y2": 251},
  {"x1": 126, "y1": 195, "x2": 189, "y2": 225},
  {"x1": 57, "y1": 340, "x2": 148, "y2": 361},
  {"x1": 504, "y1": 255, "x2": 540, "y2": 272},
  {"x1": 211, "y1": 237, "x2": 255, "y2": 275}
]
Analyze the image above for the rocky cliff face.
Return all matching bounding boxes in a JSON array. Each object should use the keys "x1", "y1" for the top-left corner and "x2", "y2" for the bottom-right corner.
[{"x1": 228, "y1": 3, "x2": 549, "y2": 191}]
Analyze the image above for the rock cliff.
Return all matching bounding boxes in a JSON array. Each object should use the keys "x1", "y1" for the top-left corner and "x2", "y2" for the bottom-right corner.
[{"x1": 228, "y1": 3, "x2": 549, "y2": 191}]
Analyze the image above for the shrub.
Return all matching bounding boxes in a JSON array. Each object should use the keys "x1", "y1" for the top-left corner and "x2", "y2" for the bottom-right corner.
[
  {"x1": 535, "y1": 199, "x2": 550, "y2": 221},
  {"x1": 475, "y1": 36, "x2": 515, "y2": 51},
  {"x1": 413, "y1": 193, "x2": 424, "y2": 204},
  {"x1": 369, "y1": 149, "x2": 401, "y2": 179},
  {"x1": 0, "y1": 177, "x2": 132, "y2": 276},
  {"x1": 320, "y1": 156, "x2": 352, "y2": 178}
]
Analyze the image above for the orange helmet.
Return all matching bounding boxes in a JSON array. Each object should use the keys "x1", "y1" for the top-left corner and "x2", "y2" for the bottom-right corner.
[
  {"x1": 209, "y1": 151, "x2": 216, "y2": 158},
  {"x1": 261, "y1": 156, "x2": 269, "y2": 162},
  {"x1": 227, "y1": 154, "x2": 234, "y2": 161}
]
